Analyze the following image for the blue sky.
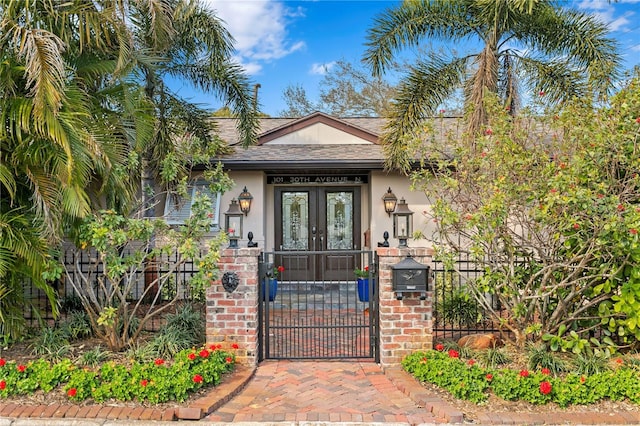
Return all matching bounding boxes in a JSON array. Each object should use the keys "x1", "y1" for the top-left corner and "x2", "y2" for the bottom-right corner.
[{"x1": 185, "y1": 0, "x2": 640, "y2": 117}]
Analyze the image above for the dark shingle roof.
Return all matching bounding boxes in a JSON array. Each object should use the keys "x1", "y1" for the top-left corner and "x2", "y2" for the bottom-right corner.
[
  {"x1": 211, "y1": 115, "x2": 387, "y2": 170},
  {"x1": 217, "y1": 145, "x2": 385, "y2": 170},
  {"x1": 210, "y1": 114, "x2": 464, "y2": 170}
]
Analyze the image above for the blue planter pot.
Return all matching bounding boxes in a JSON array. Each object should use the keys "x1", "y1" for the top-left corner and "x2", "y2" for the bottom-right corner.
[
  {"x1": 357, "y1": 278, "x2": 373, "y2": 302},
  {"x1": 262, "y1": 278, "x2": 278, "y2": 301}
]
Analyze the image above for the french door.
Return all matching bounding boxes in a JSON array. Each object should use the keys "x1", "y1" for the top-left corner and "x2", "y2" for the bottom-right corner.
[{"x1": 274, "y1": 186, "x2": 361, "y2": 281}]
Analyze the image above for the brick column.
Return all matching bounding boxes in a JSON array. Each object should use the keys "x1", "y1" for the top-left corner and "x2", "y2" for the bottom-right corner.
[
  {"x1": 377, "y1": 247, "x2": 434, "y2": 367},
  {"x1": 206, "y1": 247, "x2": 261, "y2": 366}
]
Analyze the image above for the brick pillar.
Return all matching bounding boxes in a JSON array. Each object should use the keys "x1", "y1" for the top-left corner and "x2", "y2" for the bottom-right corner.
[
  {"x1": 377, "y1": 247, "x2": 434, "y2": 367},
  {"x1": 206, "y1": 247, "x2": 261, "y2": 366}
]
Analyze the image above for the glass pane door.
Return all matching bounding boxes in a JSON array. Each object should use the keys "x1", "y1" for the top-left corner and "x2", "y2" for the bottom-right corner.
[{"x1": 275, "y1": 186, "x2": 360, "y2": 281}]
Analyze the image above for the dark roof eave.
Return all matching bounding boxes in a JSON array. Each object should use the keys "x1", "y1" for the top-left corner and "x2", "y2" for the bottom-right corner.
[
  {"x1": 193, "y1": 159, "x2": 437, "y2": 172},
  {"x1": 195, "y1": 160, "x2": 386, "y2": 171}
]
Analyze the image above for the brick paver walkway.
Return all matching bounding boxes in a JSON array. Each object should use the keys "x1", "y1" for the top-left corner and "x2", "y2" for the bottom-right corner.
[{"x1": 205, "y1": 360, "x2": 448, "y2": 424}]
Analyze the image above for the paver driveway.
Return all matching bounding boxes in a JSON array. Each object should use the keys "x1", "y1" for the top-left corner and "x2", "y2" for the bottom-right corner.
[{"x1": 205, "y1": 360, "x2": 446, "y2": 424}]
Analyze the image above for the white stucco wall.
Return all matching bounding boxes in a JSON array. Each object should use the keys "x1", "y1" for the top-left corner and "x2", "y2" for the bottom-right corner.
[
  {"x1": 369, "y1": 171, "x2": 437, "y2": 249},
  {"x1": 222, "y1": 171, "x2": 267, "y2": 248}
]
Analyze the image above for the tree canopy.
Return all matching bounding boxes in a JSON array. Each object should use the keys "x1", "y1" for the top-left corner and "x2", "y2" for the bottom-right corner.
[
  {"x1": 363, "y1": 0, "x2": 621, "y2": 170},
  {"x1": 279, "y1": 59, "x2": 395, "y2": 117},
  {"x1": 0, "y1": 0, "x2": 258, "y2": 339},
  {"x1": 413, "y1": 74, "x2": 640, "y2": 349}
]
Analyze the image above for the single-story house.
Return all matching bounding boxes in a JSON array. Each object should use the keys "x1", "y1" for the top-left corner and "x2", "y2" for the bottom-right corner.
[{"x1": 163, "y1": 112, "x2": 442, "y2": 273}]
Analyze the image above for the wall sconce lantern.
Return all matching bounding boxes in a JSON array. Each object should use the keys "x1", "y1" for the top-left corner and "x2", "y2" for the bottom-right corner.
[
  {"x1": 238, "y1": 186, "x2": 253, "y2": 215},
  {"x1": 224, "y1": 199, "x2": 244, "y2": 248},
  {"x1": 393, "y1": 198, "x2": 413, "y2": 248},
  {"x1": 382, "y1": 187, "x2": 398, "y2": 216}
]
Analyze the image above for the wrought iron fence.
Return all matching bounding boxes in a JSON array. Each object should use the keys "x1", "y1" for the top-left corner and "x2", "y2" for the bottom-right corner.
[
  {"x1": 24, "y1": 246, "x2": 202, "y2": 330},
  {"x1": 432, "y1": 253, "x2": 508, "y2": 341}
]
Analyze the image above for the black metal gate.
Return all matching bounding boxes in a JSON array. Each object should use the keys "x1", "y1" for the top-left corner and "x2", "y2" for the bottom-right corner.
[{"x1": 258, "y1": 250, "x2": 378, "y2": 361}]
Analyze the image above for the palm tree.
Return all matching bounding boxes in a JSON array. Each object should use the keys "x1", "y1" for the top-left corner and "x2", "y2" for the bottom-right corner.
[
  {"x1": 363, "y1": 0, "x2": 621, "y2": 169},
  {"x1": 0, "y1": 0, "x2": 258, "y2": 336},
  {"x1": 123, "y1": 0, "x2": 259, "y2": 215}
]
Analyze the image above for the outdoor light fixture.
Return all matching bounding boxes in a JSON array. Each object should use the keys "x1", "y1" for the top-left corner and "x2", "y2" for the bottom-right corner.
[
  {"x1": 393, "y1": 198, "x2": 413, "y2": 248},
  {"x1": 238, "y1": 186, "x2": 253, "y2": 215},
  {"x1": 224, "y1": 199, "x2": 244, "y2": 248},
  {"x1": 382, "y1": 187, "x2": 398, "y2": 216}
]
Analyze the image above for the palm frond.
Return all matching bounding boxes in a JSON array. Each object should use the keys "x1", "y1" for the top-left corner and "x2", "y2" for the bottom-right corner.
[
  {"x1": 514, "y1": 6, "x2": 621, "y2": 99},
  {"x1": 363, "y1": 0, "x2": 474, "y2": 77},
  {"x1": 382, "y1": 54, "x2": 467, "y2": 171},
  {"x1": 517, "y1": 56, "x2": 587, "y2": 105}
]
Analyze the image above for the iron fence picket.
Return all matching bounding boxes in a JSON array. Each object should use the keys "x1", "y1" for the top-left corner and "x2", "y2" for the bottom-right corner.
[{"x1": 23, "y1": 246, "x2": 202, "y2": 331}]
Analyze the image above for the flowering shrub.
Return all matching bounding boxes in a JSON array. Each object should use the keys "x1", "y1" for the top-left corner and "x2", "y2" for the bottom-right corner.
[
  {"x1": 354, "y1": 265, "x2": 369, "y2": 278},
  {"x1": 0, "y1": 345, "x2": 236, "y2": 404},
  {"x1": 272, "y1": 265, "x2": 285, "y2": 278},
  {"x1": 403, "y1": 350, "x2": 640, "y2": 407}
]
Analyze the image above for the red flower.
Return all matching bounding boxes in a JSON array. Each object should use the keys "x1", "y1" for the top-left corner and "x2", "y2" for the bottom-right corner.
[
  {"x1": 615, "y1": 358, "x2": 623, "y2": 364},
  {"x1": 539, "y1": 381, "x2": 552, "y2": 395},
  {"x1": 636, "y1": 117, "x2": 640, "y2": 124},
  {"x1": 188, "y1": 353, "x2": 196, "y2": 360},
  {"x1": 539, "y1": 91, "x2": 545, "y2": 96},
  {"x1": 277, "y1": 265, "x2": 285, "y2": 273},
  {"x1": 467, "y1": 359, "x2": 476, "y2": 366},
  {"x1": 541, "y1": 368, "x2": 550, "y2": 375},
  {"x1": 140, "y1": 379, "x2": 148, "y2": 387},
  {"x1": 225, "y1": 357, "x2": 233, "y2": 363},
  {"x1": 631, "y1": 229, "x2": 638, "y2": 235},
  {"x1": 199, "y1": 349, "x2": 209, "y2": 358},
  {"x1": 485, "y1": 374, "x2": 493, "y2": 381},
  {"x1": 572, "y1": 223, "x2": 580, "y2": 230},
  {"x1": 448, "y1": 349, "x2": 459, "y2": 358},
  {"x1": 154, "y1": 359, "x2": 164, "y2": 366},
  {"x1": 439, "y1": 109, "x2": 446, "y2": 114},
  {"x1": 17, "y1": 365, "x2": 26, "y2": 373},
  {"x1": 485, "y1": 128, "x2": 493, "y2": 136},
  {"x1": 550, "y1": 188, "x2": 557, "y2": 194},
  {"x1": 580, "y1": 376, "x2": 586, "y2": 383},
  {"x1": 232, "y1": 343, "x2": 240, "y2": 349},
  {"x1": 0, "y1": 359, "x2": 5, "y2": 367},
  {"x1": 193, "y1": 374, "x2": 203, "y2": 384},
  {"x1": 209, "y1": 344, "x2": 217, "y2": 351},
  {"x1": 0, "y1": 380, "x2": 5, "y2": 390},
  {"x1": 480, "y1": 152, "x2": 487, "y2": 158},
  {"x1": 420, "y1": 357, "x2": 428, "y2": 364},
  {"x1": 67, "y1": 388, "x2": 77, "y2": 397},
  {"x1": 519, "y1": 370, "x2": 529, "y2": 378},
  {"x1": 435, "y1": 343, "x2": 444, "y2": 351},
  {"x1": 617, "y1": 204, "x2": 625, "y2": 212}
]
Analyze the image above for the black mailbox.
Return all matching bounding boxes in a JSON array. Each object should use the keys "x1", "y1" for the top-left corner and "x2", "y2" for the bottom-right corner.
[{"x1": 391, "y1": 254, "x2": 430, "y2": 300}]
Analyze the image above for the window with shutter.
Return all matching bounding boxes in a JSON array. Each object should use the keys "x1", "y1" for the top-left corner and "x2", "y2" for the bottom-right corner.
[{"x1": 164, "y1": 180, "x2": 221, "y2": 230}]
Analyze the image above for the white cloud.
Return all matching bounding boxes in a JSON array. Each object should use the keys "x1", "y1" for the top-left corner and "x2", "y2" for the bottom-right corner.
[
  {"x1": 576, "y1": 0, "x2": 633, "y2": 31},
  {"x1": 203, "y1": 0, "x2": 305, "y2": 75},
  {"x1": 309, "y1": 62, "x2": 336, "y2": 75}
]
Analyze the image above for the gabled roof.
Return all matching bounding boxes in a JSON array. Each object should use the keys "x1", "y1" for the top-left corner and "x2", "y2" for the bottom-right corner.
[
  {"x1": 210, "y1": 113, "x2": 463, "y2": 171},
  {"x1": 256, "y1": 112, "x2": 379, "y2": 145},
  {"x1": 212, "y1": 114, "x2": 386, "y2": 147}
]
